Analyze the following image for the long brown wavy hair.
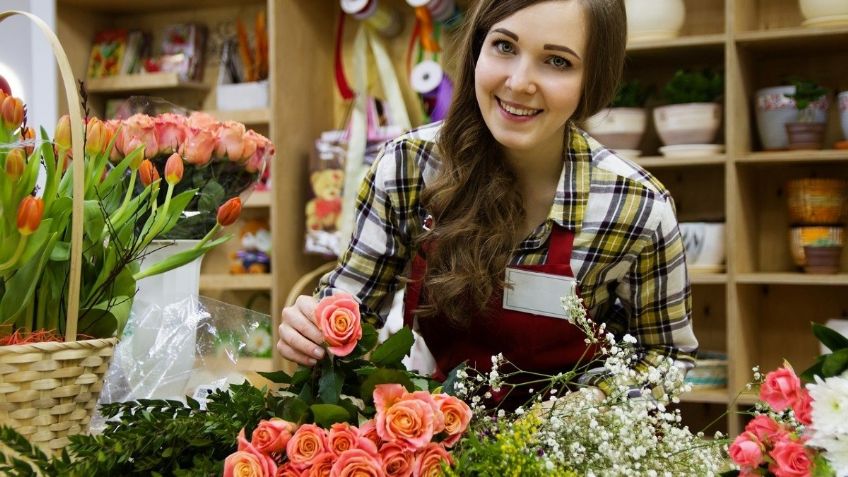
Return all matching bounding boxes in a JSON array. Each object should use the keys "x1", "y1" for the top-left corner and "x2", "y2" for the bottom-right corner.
[{"x1": 414, "y1": 0, "x2": 627, "y2": 326}]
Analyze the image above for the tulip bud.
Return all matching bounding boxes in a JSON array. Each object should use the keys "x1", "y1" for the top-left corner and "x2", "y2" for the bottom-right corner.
[
  {"x1": 1, "y1": 96, "x2": 24, "y2": 131},
  {"x1": 164, "y1": 152, "x2": 184, "y2": 185},
  {"x1": 55, "y1": 114, "x2": 71, "y2": 151},
  {"x1": 22, "y1": 127, "x2": 35, "y2": 156},
  {"x1": 138, "y1": 159, "x2": 159, "y2": 186},
  {"x1": 85, "y1": 117, "x2": 107, "y2": 156},
  {"x1": 216, "y1": 197, "x2": 242, "y2": 226},
  {"x1": 17, "y1": 196, "x2": 44, "y2": 236},
  {"x1": 5, "y1": 148, "x2": 25, "y2": 181}
]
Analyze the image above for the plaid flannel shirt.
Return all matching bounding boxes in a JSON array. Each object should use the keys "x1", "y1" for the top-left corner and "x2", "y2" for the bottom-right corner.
[{"x1": 317, "y1": 121, "x2": 699, "y2": 393}]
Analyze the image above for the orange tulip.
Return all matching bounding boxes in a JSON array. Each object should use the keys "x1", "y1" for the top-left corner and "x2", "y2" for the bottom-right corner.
[
  {"x1": 138, "y1": 159, "x2": 159, "y2": 186},
  {"x1": 217, "y1": 197, "x2": 242, "y2": 226},
  {"x1": 1, "y1": 96, "x2": 23, "y2": 131},
  {"x1": 5, "y1": 148, "x2": 25, "y2": 181},
  {"x1": 85, "y1": 117, "x2": 109, "y2": 156},
  {"x1": 164, "y1": 152, "x2": 183, "y2": 185},
  {"x1": 55, "y1": 114, "x2": 71, "y2": 151},
  {"x1": 22, "y1": 127, "x2": 35, "y2": 156},
  {"x1": 16, "y1": 196, "x2": 44, "y2": 236}
]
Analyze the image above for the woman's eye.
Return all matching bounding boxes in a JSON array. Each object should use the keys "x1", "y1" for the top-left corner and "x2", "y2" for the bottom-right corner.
[
  {"x1": 494, "y1": 40, "x2": 514, "y2": 54},
  {"x1": 548, "y1": 56, "x2": 572, "y2": 70}
]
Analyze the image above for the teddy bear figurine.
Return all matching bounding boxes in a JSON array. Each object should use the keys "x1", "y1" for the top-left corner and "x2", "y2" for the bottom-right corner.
[
  {"x1": 230, "y1": 219, "x2": 272, "y2": 274},
  {"x1": 305, "y1": 169, "x2": 344, "y2": 232}
]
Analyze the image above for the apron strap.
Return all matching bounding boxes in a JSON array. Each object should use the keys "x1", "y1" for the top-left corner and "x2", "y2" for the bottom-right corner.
[{"x1": 547, "y1": 224, "x2": 575, "y2": 265}]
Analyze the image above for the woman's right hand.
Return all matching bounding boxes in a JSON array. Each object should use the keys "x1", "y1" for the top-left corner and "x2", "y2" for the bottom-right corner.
[{"x1": 277, "y1": 295, "x2": 326, "y2": 366}]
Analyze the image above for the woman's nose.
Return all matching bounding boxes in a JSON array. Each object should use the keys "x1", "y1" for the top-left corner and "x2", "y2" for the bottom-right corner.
[{"x1": 505, "y1": 61, "x2": 537, "y2": 95}]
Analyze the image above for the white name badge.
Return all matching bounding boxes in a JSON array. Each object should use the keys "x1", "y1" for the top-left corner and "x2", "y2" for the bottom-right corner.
[{"x1": 503, "y1": 268, "x2": 577, "y2": 319}]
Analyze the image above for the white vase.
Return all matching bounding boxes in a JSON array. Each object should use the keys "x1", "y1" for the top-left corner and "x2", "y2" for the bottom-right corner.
[
  {"x1": 799, "y1": 0, "x2": 848, "y2": 27},
  {"x1": 584, "y1": 107, "x2": 647, "y2": 153},
  {"x1": 625, "y1": 0, "x2": 686, "y2": 42},
  {"x1": 679, "y1": 222, "x2": 726, "y2": 273},
  {"x1": 653, "y1": 103, "x2": 722, "y2": 146},
  {"x1": 121, "y1": 240, "x2": 204, "y2": 400}
]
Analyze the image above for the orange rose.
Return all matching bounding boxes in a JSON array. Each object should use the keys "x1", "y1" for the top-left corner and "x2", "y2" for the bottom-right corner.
[
  {"x1": 414, "y1": 443, "x2": 452, "y2": 477},
  {"x1": 236, "y1": 428, "x2": 278, "y2": 476},
  {"x1": 327, "y1": 422, "x2": 359, "y2": 456},
  {"x1": 286, "y1": 424, "x2": 328, "y2": 470},
  {"x1": 216, "y1": 120, "x2": 247, "y2": 161},
  {"x1": 374, "y1": 386, "x2": 441, "y2": 451},
  {"x1": 329, "y1": 449, "x2": 382, "y2": 477},
  {"x1": 306, "y1": 452, "x2": 336, "y2": 477},
  {"x1": 154, "y1": 112, "x2": 188, "y2": 155},
  {"x1": 181, "y1": 127, "x2": 217, "y2": 166},
  {"x1": 276, "y1": 462, "x2": 304, "y2": 477},
  {"x1": 223, "y1": 451, "x2": 265, "y2": 477},
  {"x1": 379, "y1": 442, "x2": 414, "y2": 477},
  {"x1": 119, "y1": 113, "x2": 158, "y2": 159},
  {"x1": 433, "y1": 394, "x2": 472, "y2": 447},
  {"x1": 314, "y1": 293, "x2": 363, "y2": 357},
  {"x1": 358, "y1": 420, "x2": 382, "y2": 449},
  {"x1": 252, "y1": 418, "x2": 297, "y2": 454},
  {"x1": 187, "y1": 111, "x2": 219, "y2": 130}
]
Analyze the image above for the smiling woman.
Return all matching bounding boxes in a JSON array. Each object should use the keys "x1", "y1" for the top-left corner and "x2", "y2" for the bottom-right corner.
[{"x1": 281, "y1": 0, "x2": 698, "y2": 404}]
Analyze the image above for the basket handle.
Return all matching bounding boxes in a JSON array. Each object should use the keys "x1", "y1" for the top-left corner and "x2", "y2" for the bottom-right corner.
[{"x1": 0, "y1": 11, "x2": 85, "y2": 342}]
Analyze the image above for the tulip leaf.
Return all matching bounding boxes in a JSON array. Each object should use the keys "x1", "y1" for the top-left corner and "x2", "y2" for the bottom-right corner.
[
  {"x1": 132, "y1": 235, "x2": 229, "y2": 281},
  {"x1": 812, "y1": 322, "x2": 848, "y2": 352},
  {"x1": 83, "y1": 200, "x2": 106, "y2": 245},
  {"x1": 0, "y1": 232, "x2": 57, "y2": 324},
  {"x1": 159, "y1": 189, "x2": 199, "y2": 235},
  {"x1": 822, "y1": 349, "x2": 848, "y2": 378},
  {"x1": 198, "y1": 181, "x2": 225, "y2": 213},
  {"x1": 79, "y1": 295, "x2": 132, "y2": 339},
  {"x1": 370, "y1": 326, "x2": 413, "y2": 368},
  {"x1": 310, "y1": 404, "x2": 349, "y2": 428},
  {"x1": 20, "y1": 218, "x2": 53, "y2": 263},
  {"x1": 98, "y1": 147, "x2": 139, "y2": 194}
]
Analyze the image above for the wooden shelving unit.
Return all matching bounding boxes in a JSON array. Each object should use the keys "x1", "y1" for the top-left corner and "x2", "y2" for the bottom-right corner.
[
  {"x1": 85, "y1": 72, "x2": 209, "y2": 93},
  {"x1": 204, "y1": 108, "x2": 271, "y2": 126},
  {"x1": 244, "y1": 190, "x2": 272, "y2": 208},
  {"x1": 199, "y1": 273, "x2": 273, "y2": 291}
]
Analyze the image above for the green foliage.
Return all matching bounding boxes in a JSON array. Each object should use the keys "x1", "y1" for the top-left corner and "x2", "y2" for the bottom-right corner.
[
  {"x1": 610, "y1": 79, "x2": 652, "y2": 108},
  {"x1": 661, "y1": 69, "x2": 724, "y2": 104},
  {"x1": 802, "y1": 322, "x2": 848, "y2": 382},
  {"x1": 785, "y1": 78, "x2": 829, "y2": 122}
]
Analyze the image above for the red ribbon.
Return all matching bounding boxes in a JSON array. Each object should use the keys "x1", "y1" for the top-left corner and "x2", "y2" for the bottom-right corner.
[{"x1": 334, "y1": 10, "x2": 355, "y2": 101}]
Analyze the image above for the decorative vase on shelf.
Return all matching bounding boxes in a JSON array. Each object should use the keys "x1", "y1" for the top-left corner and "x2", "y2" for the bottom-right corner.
[
  {"x1": 803, "y1": 245, "x2": 843, "y2": 274},
  {"x1": 785, "y1": 122, "x2": 827, "y2": 150},
  {"x1": 584, "y1": 107, "x2": 647, "y2": 159},
  {"x1": 839, "y1": 91, "x2": 848, "y2": 141},
  {"x1": 625, "y1": 0, "x2": 685, "y2": 42},
  {"x1": 799, "y1": 0, "x2": 848, "y2": 28}
]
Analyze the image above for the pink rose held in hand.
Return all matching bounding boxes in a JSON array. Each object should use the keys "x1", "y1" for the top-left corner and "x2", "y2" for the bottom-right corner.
[{"x1": 315, "y1": 293, "x2": 363, "y2": 357}]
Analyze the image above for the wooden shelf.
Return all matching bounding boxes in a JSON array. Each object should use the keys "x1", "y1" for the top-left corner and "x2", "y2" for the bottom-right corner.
[
  {"x1": 86, "y1": 73, "x2": 209, "y2": 94},
  {"x1": 60, "y1": 0, "x2": 265, "y2": 13},
  {"x1": 200, "y1": 273, "x2": 272, "y2": 291},
  {"x1": 690, "y1": 273, "x2": 727, "y2": 284},
  {"x1": 627, "y1": 33, "x2": 727, "y2": 52},
  {"x1": 680, "y1": 388, "x2": 730, "y2": 404},
  {"x1": 204, "y1": 108, "x2": 271, "y2": 126},
  {"x1": 735, "y1": 26, "x2": 848, "y2": 53},
  {"x1": 737, "y1": 150, "x2": 848, "y2": 164},
  {"x1": 736, "y1": 273, "x2": 848, "y2": 286},
  {"x1": 634, "y1": 155, "x2": 727, "y2": 168},
  {"x1": 245, "y1": 190, "x2": 272, "y2": 208}
]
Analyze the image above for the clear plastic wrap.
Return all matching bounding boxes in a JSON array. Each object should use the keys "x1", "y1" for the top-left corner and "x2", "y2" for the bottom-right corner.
[{"x1": 90, "y1": 295, "x2": 272, "y2": 433}]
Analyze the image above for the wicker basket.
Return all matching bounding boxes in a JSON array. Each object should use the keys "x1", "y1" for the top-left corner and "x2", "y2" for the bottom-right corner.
[
  {"x1": 0, "y1": 10, "x2": 116, "y2": 454},
  {"x1": 786, "y1": 178, "x2": 848, "y2": 225}
]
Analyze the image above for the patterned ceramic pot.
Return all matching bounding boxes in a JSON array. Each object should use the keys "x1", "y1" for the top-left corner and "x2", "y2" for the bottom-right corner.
[{"x1": 755, "y1": 86, "x2": 828, "y2": 150}]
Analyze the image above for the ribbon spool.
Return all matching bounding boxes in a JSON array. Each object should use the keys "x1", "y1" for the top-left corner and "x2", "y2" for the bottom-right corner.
[
  {"x1": 410, "y1": 60, "x2": 453, "y2": 121},
  {"x1": 341, "y1": 0, "x2": 404, "y2": 37},
  {"x1": 405, "y1": 0, "x2": 462, "y2": 27}
]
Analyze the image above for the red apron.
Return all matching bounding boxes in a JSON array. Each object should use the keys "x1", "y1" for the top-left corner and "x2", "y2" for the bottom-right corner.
[{"x1": 403, "y1": 224, "x2": 596, "y2": 380}]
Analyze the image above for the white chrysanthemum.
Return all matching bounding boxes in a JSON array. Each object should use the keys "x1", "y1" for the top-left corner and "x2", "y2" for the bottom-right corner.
[
  {"x1": 807, "y1": 375, "x2": 848, "y2": 436},
  {"x1": 807, "y1": 434, "x2": 848, "y2": 476}
]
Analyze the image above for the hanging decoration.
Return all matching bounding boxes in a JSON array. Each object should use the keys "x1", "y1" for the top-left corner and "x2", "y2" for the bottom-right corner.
[
  {"x1": 405, "y1": 2, "x2": 454, "y2": 122},
  {"x1": 340, "y1": 0, "x2": 404, "y2": 38},
  {"x1": 406, "y1": 0, "x2": 463, "y2": 29}
]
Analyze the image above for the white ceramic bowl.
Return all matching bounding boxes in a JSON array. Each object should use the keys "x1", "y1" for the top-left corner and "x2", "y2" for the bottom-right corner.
[
  {"x1": 653, "y1": 103, "x2": 722, "y2": 146},
  {"x1": 584, "y1": 107, "x2": 647, "y2": 150},
  {"x1": 679, "y1": 222, "x2": 726, "y2": 272}
]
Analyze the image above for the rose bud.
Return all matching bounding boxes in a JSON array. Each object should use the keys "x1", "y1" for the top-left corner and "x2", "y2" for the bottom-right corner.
[
  {"x1": 17, "y1": 196, "x2": 45, "y2": 236},
  {"x1": 164, "y1": 152, "x2": 184, "y2": 185},
  {"x1": 138, "y1": 159, "x2": 159, "y2": 186},
  {"x1": 217, "y1": 197, "x2": 242, "y2": 226},
  {"x1": 5, "y1": 148, "x2": 25, "y2": 181}
]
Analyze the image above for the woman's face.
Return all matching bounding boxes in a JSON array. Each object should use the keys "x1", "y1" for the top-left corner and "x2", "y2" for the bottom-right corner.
[{"x1": 474, "y1": 1, "x2": 587, "y2": 157}]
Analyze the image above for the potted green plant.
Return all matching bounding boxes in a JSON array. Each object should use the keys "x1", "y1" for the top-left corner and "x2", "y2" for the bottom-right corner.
[
  {"x1": 785, "y1": 78, "x2": 830, "y2": 150},
  {"x1": 584, "y1": 79, "x2": 652, "y2": 158},
  {"x1": 653, "y1": 69, "x2": 724, "y2": 155}
]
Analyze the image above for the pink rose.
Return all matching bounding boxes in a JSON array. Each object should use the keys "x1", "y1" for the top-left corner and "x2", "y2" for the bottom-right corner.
[
  {"x1": 287, "y1": 424, "x2": 328, "y2": 470},
  {"x1": 154, "y1": 112, "x2": 188, "y2": 155},
  {"x1": 729, "y1": 432, "x2": 764, "y2": 470},
  {"x1": 187, "y1": 111, "x2": 219, "y2": 130},
  {"x1": 770, "y1": 438, "x2": 813, "y2": 477},
  {"x1": 181, "y1": 127, "x2": 217, "y2": 166},
  {"x1": 380, "y1": 441, "x2": 415, "y2": 477},
  {"x1": 414, "y1": 443, "x2": 452, "y2": 477},
  {"x1": 119, "y1": 113, "x2": 158, "y2": 159},
  {"x1": 381, "y1": 397, "x2": 439, "y2": 450},
  {"x1": 236, "y1": 428, "x2": 278, "y2": 475},
  {"x1": 792, "y1": 388, "x2": 813, "y2": 426},
  {"x1": 327, "y1": 422, "x2": 360, "y2": 456},
  {"x1": 216, "y1": 120, "x2": 247, "y2": 161},
  {"x1": 760, "y1": 366, "x2": 802, "y2": 413},
  {"x1": 329, "y1": 448, "x2": 383, "y2": 477},
  {"x1": 277, "y1": 462, "x2": 304, "y2": 477},
  {"x1": 745, "y1": 415, "x2": 787, "y2": 445},
  {"x1": 306, "y1": 452, "x2": 336, "y2": 477},
  {"x1": 433, "y1": 394, "x2": 472, "y2": 447},
  {"x1": 224, "y1": 451, "x2": 266, "y2": 477},
  {"x1": 244, "y1": 129, "x2": 273, "y2": 173},
  {"x1": 106, "y1": 119, "x2": 123, "y2": 163},
  {"x1": 252, "y1": 418, "x2": 297, "y2": 454},
  {"x1": 358, "y1": 419, "x2": 383, "y2": 449},
  {"x1": 314, "y1": 293, "x2": 363, "y2": 357}
]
